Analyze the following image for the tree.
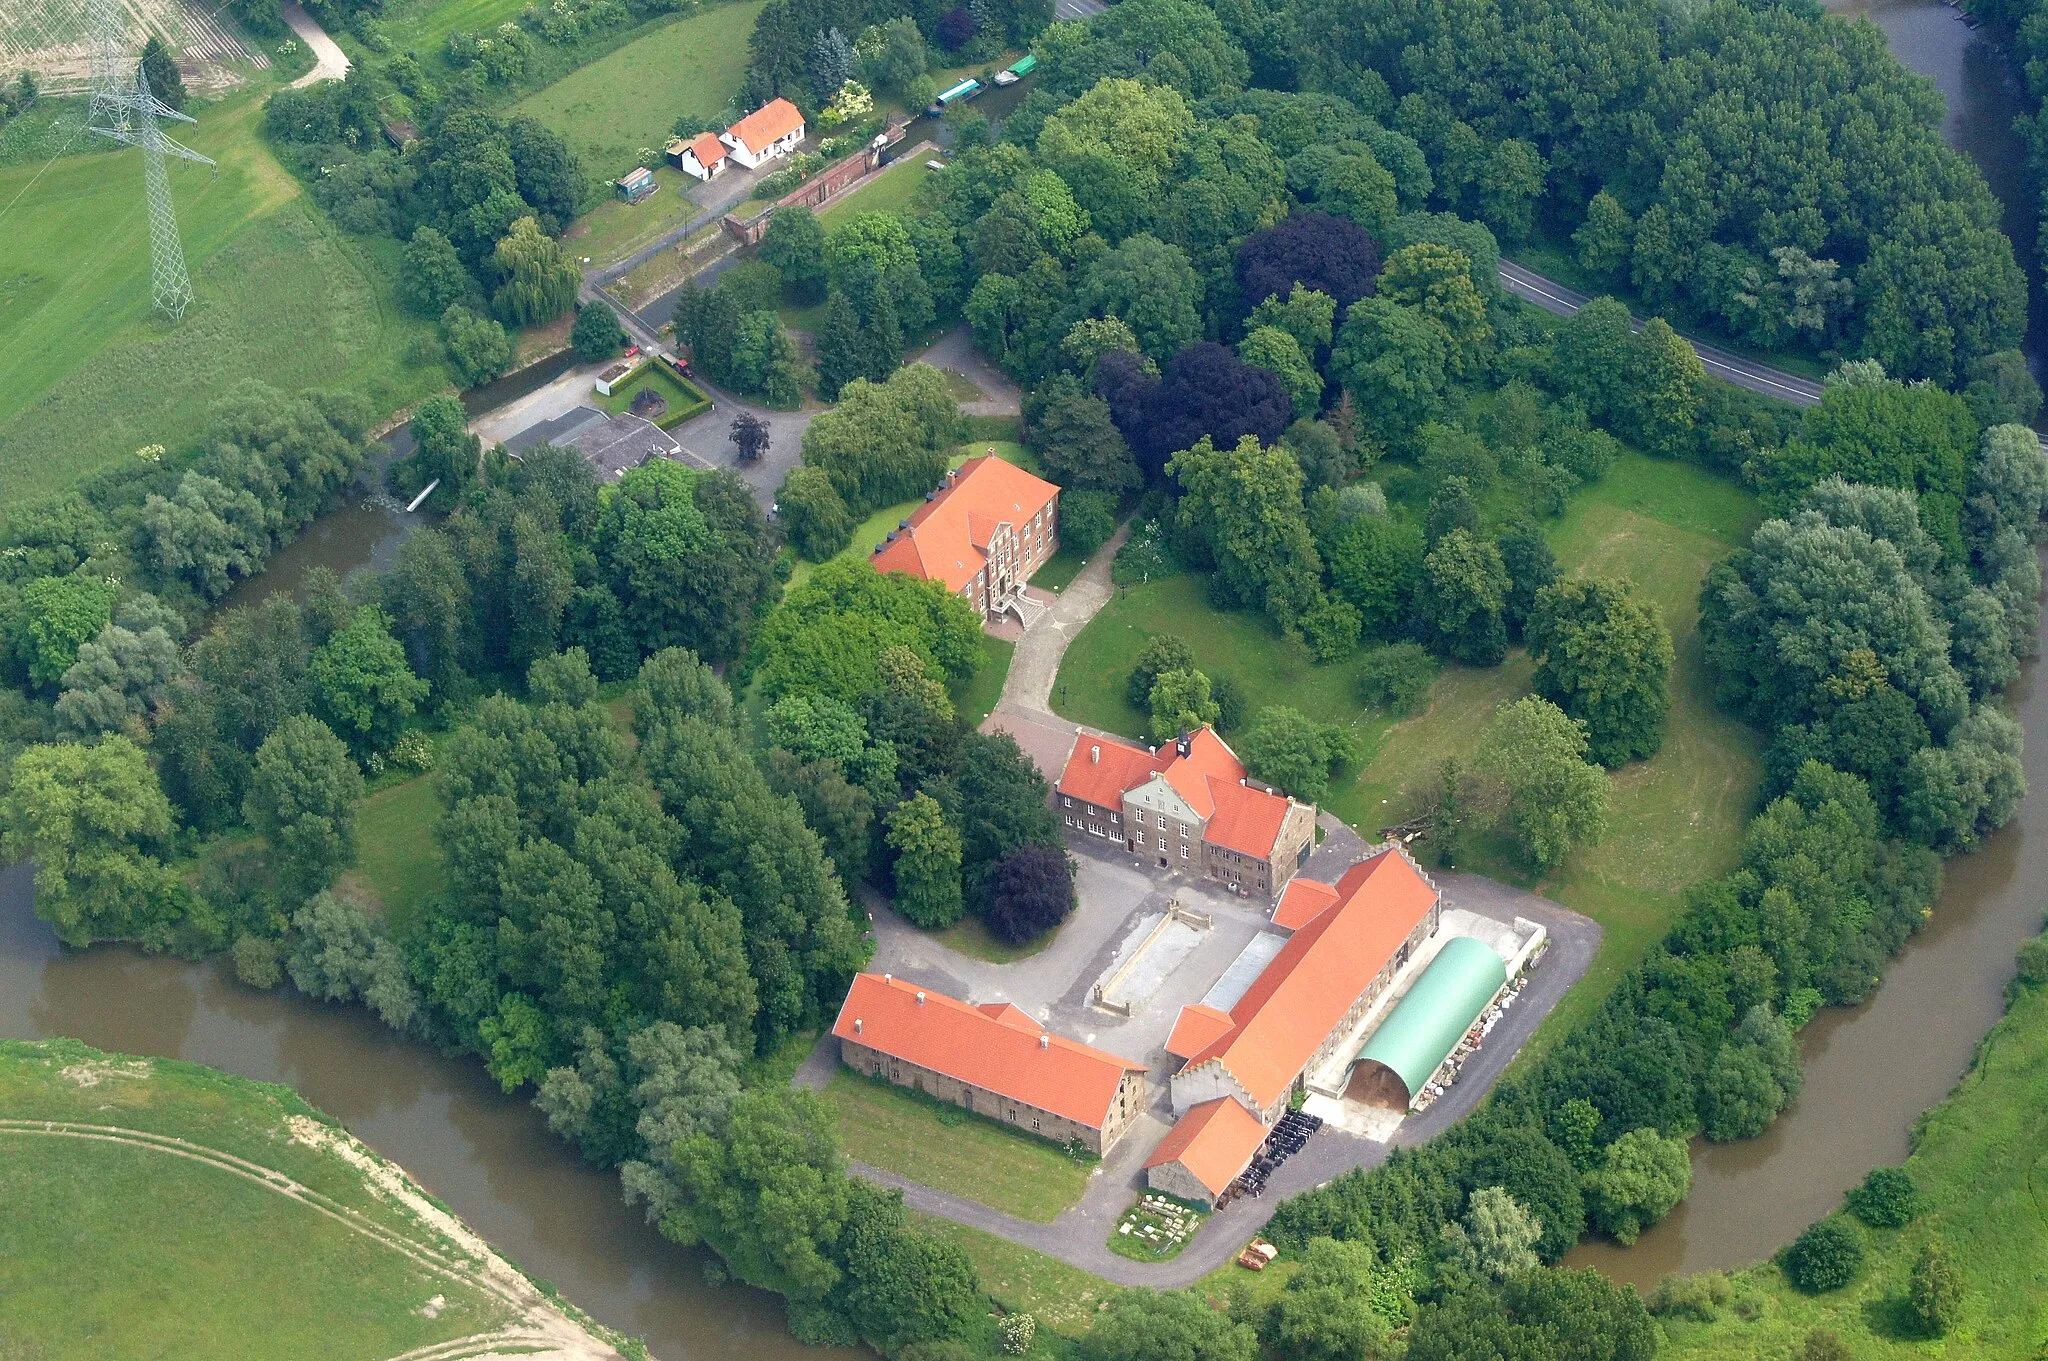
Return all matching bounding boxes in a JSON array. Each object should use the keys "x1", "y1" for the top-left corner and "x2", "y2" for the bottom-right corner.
[
  {"x1": 1907, "y1": 1237, "x2": 1963, "y2": 1336},
  {"x1": 761, "y1": 207, "x2": 830, "y2": 305},
  {"x1": 1441, "y1": 1186, "x2": 1542, "y2": 1282},
  {"x1": 245, "y1": 714, "x2": 363, "y2": 902},
  {"x1": 753, "y1": 561, "x2": 983, "y2": 705},
  {"x1": 1406, "y1": 1267, "x2": 1656, "y2": 1361},
  {"x1": 570, "y1": 300, "x2": 627, "y2": 362},
  {"x1": 13, "y1": 574, "x2": 118, "y2": 692},
  {"x1": 729, "y1": 310, "x2": 803, "y2": 407},
  {"x1": 1059, "y1": 490, "x2": 1118, "y2": 557},
  {"x1": 1527, "y1": 577, "x2": 1673, "y2": 767},
  {"x1": 1129, "y1": 635, "x2": 1197, "y2": 708},
  {"x1": 1149, "y1": 666, "x2": 1220, "y2": 742},
  {"x1": 1417, "y1": 529, "x2": 1508, "y2": 666},
  {"x1": 138, "y1": 35, "x2": 186, "y2": 110},
  {"x1": 1845, "y1": 1167, "x2": 1920, "y2": 1228},
  {"x1": 1583, "y1": 1128, "x2": 1691, "y2": 1245},
  {"x1": 1235, "y1": 210, "x2": 1381, "y2": 312},
  {"x1": 778, "y1": 466, "x2": 853, "y2": 561},
  {"x1": 1628, "y1": 318, "x2": 1707, "y2": 456},
  {"x1": 1240, "y1": 706, "x2": 1347, "y2": 802},
  {"x1": 1378, "y1": 243, "x2": 1490, "y2": 378},
  {"x1": 490, "y1": 217, "x2": 580, "y2": 326},
  {"x1": 1262, "y1": 1236, "x2": 1402, "y2": 1361},
  {"x1": 0, "y1": 737, "x2": 180, "y2": 948},
  {"x1": 1027, "y1": 390, "x2": 1141, "y2": 493},
  {"x1": 886, "y1": 792, "x2": 963, "y2": 928},
  {"x1": 1475, "y1": 697, "x2": 1611, "y2": 870},
  {"x1": 1961, "y1": 349, "x2": 2042, "y2": 428},
  {"x1": 1325, "y1": 516, "x2": 1425, "y2": 639},
  {"x1": 1574, "y1": 192, "x2": 1632, "y2": 283},
  {"x1": 1134, "y1": 345, "x2": 1295, "y2": 479},
  {"x1": 1496, "y1": 521, "x2": 1558, "y2": 639},
  {"x1": 1249, "y1": 285, "x2": 1338, "y2": 358},
  {"x1": 835, "y1": 1183, "x2": 983, "y2": 1352},
  {"x1": 982, "y1": 843, "x2": 1075, "y2": 943},
  {"x1": 1169, "y1": 434, "x2": 1323, "y2": 632},
  {"x1": 1357, "y1": 642, "x2": 1438, "y2": 714},
  {"x1": 56, "y1": 613, "x2": 183, "y2": 737},
  {"x1": 439, "y1": 304, "x2": 512, "y2": 387},
  {"x1": 1784, "y1": 1217, "x2": 1864, "y2": 1293},
  {"x1": 1075, "y1": 234, "x2": 1204, "y2": 362},
  {"x1": 308, "y1": 606, "x2": 429, "y2": 757},
  {"x1": 1081, "y1": 1288, "x2": 1258, "y2": 1361},
  {"x1": 731, "y1": 412, "x2": 771, "y2": 466},
  {"x1": 1238, "y1": 326, "x2": 1324, "y2": 419},
  {"x1": 1331, "y1": 296, "x2": 1451, "y2": 448}
]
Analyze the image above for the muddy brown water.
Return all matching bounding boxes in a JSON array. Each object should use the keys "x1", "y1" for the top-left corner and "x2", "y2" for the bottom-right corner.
[{"x1": 0, "y1": 872, "x2": 850, "y2": 1361}]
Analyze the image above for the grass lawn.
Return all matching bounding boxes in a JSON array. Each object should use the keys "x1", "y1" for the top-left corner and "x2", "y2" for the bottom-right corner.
[
  {"x1": 0, "y1": 90, "x2": 446, "y2": 522},
  {"x1": 928, "y1": 911, "x2": 1050, "y2": 964},
  {"x1": 951, "y1": 634, "x2": 1016, "y2": 728},
  {"x1": 820, "y1": 1072, "x2": 1093, "y2": 1222},
  {"x1": 0, "y1": 1039, "x2": 513, "y2": 1361},
  {"x1": 597, "y1": 360, "x2": 712, "y2": 426},
  {"x1": 1051, "y1": 453, "x2": 1764, "y2": 1046},
  {"x1": 563, "y1": 165, "x2": 707, "y2": 268},
  {"x1": 1029, "y1": 542, "x2": 1091, "y2": 593},
  {"x1": 1662, "y1": 951, "x2": 2048, "y2": 1360},
  {"x1": 350, "y1": 774, "x2": 447, "y2": 938},
  {"x1": 512, "y1": 2, "x2": 765, "y2": 189},
  {"x1": 911, "y1": 1214, "x2": 1116, "y2": 1337},
  {"x1": 820, "y1": 156, "x2": 938, "y2": 223},
  {"x1": 377, "y1": 0, "x2": 537, "y2": 62}
]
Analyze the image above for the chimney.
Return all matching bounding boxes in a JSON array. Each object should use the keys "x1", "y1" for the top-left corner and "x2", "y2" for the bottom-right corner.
[
  {"x1": 916, "y1": 991, "x2": 926, "y2": 1005},
  {"x1": 884, "y1": 973, "x2": 893, "y2": 984},
  {"x1": 854, "y1": 1018, "x2": 863, "y2": 1034},
  {"x1": 1039, "y1": 1033, "x2": 1049, "y2": 1049},
  {"x1": 1177, "y1": 731, "x2": 1192, "y2": 759},
  {"x1": 1091, "y1": 744, "x2": 1100, "y2": 764}
]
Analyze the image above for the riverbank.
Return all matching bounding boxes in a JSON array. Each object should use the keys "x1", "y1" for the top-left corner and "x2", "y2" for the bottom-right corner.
[{"x1": 0, "y1": 1037, "x2": 634, "y2": 1361}]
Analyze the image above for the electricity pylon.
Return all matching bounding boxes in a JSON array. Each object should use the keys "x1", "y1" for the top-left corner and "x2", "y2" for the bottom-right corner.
[{"x1": 86, "y1": 0, "x2": 215, "y2": 322}]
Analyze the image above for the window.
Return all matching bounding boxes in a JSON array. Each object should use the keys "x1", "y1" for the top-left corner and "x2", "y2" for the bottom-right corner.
[
  {"x1": 1062, "y1": 795, "x2": 1072, "y2": 807},
  {"x1": 1180, "y1": 844, "x2": 1189, "y2": 859},
  {"x1": 1134, "y1": 810, "x2": 1145, "y2": 824}
]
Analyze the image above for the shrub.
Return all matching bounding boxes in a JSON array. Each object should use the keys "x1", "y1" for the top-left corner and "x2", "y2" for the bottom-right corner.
[
  {"x1": 1210, "y1": 674, "x2": 1247, "y2": 734},
  {"x1": 1059, "y1": 490, "x2": 1118, "y2": 558},
  {"x1": 2016, "y1": 932, "x2": 2048, "y2": 989},
  {"x1": 1111, "y1": 517, "x2": 1179, "y2": 585},
  {"x1": 1357, "y1": 642, "x2": 1438, "y2": 715},
  {"x1": 231, "y1": 933, "x2": 284, "y2": 989},
  {"x1": 1646, "y1": 1273, "x2": 1731, "y2": 1322},
  {"x1": 1783, "y1": 1217, "x2": 1864, "y2": 1293},
  {"x1": 1845, "y1": 1167, "x2": 1920, "y2": 1229},
  {"x1": 1907, "y1": 1237, "x2": 1964, "y2": 1336}
]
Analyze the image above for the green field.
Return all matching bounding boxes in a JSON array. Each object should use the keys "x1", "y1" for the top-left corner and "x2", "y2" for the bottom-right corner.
[
  {"x1": 820, "y1": 1072, "x2": 1093, "y2": 1222},
  {"x1": 1052, "y1": 453, "x2": 1765, "y2": 1040},
  {"x1": 512, "y1": 1, "x2": 765, "y2": 188},
  {"x1": 1664, "y1": 935, "x2": 2048, "y2": 1360},
  {"x1": 952, "y1": 633, "x2": 1016, "y2": 728},
  {"x1": 913, "y1": 1214, "x2": 1116, "y2": 1337},
  {"x1": 376, "y1": 0, "x2": 545, "y2": 63},
  {"x1": 350, "y1": 773, "x2": 447, "y2": 936},
  {"x1": 566, "y1": 162, "x2": 705, "y2": 266},
  {"x1": 820, "y1": 156, "x2": 939, "y2": 222},
  {"x1": 0, "y1": 91, "x2": 445, "y2": 520},
  {"x1": 0, "y1": 1039, "x2": 515, "y2": 1361}
]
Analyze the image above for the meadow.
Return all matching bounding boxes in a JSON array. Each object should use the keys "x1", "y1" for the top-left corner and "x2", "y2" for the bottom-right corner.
[
  {"x1": 0, "y1": 90, "x2": 443, "y2": 521},
  {"x1": 511, "y1": 1, "x2": 765, "y2": 191},
  {"x1": 0, "y1": 1038, "x2": 513, "y2": 1361},
  {"x1": 1052, "y1": 453, "x2": 1766, "y2": 1040}
]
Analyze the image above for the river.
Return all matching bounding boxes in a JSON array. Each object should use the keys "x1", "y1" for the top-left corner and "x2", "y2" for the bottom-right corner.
[{"x1": 0, "y1": 865, "x2": 848, "y2": 1361}]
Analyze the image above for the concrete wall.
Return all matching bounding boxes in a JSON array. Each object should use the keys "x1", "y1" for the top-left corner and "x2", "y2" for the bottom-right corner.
[{"x1": 839, "y1": 1036, "x2": 1144, "y2": 1154}]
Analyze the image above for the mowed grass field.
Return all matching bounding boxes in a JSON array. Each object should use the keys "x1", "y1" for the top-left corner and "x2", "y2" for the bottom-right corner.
[
  {"x1": 820, "y1": 1072, "x2": 1093, "y2": 1222},
  {"x1": 0, "y1": 1039, "x2": 512, "y2": 1361},
  {"x1": 1663, "y1": 943, "x2": 2048, "y2": 1360},
  {"x1": 820, "y1": 156, "x2": 939, "y2": 222},
  {"x1": 377, "y1": 0, "x2": 538, "y2": 61},
  {"x1": 513, "y1": 1, "x2": 765, "y2": 188},
  {"x1": 1052, "y1": 453, "x2": 1765, "y2": 1042},
  {"x1": 0, "y1": 90, "x2": 444, "y2": 520}
]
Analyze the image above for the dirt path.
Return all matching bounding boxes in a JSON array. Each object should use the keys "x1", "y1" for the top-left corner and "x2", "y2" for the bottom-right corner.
[
  {"x1": 0, "y1": 1117, "x2": 629, "y2": 1361},
  {"x1": 283, "y1": 1, "x2": 350, "y2": 87}
]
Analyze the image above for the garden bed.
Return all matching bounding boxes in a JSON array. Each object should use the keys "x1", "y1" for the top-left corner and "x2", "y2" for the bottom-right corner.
[
  {"x1": 1110, "y1": 1192, "x2": 1208, "y2": 1262},
  {"x1": 597, "y1": 362, "x2": 711, "y2": 428}
]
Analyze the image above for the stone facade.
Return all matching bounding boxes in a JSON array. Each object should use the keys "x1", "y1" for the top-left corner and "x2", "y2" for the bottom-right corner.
[
  {"x1": 839, "y1": 1035, "x2": 1146, "y2": 1154},
  {"x1": 1058, "y1": 774, "x2": 1315, "y2": 900},
  {"x1": 1145, "y1": 1159, "x2": 1218, "y2": 1207},
  {"x1": 963, "y1": 496, "x2": 1058, "y2": 620}
]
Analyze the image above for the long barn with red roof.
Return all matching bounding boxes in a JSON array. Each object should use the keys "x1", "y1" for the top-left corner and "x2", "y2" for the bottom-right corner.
[
  {"x1": 1056, "y1": 727, "x2": 1315, "y2": 899},
  {"x1": 832, "y1": 972, "x2": 1148, "y2": 1153}
]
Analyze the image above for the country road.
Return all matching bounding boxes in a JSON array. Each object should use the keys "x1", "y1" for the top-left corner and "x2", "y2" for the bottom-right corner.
[
  {"x1": 282, "y1": 2, "x2": 350, "y2": 87},
  {"x1": 1497, "y1": 259, "x2": 1828, "y2": 407}
]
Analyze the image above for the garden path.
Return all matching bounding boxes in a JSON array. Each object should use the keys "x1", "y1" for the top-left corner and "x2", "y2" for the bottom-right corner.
[{"x1": 283, "y1": 3, "x2": 349, "y2": 88}]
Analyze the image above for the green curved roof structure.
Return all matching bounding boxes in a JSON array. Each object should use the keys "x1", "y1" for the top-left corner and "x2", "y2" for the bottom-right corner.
[{"x1": 1352, "y1": 936, "x2": 1507, "y2": 1102}]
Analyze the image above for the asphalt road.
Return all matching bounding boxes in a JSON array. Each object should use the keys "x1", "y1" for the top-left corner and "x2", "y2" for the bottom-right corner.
[{"x1": 1497, "y1": 259, "x2": 1828, "y2": 408}]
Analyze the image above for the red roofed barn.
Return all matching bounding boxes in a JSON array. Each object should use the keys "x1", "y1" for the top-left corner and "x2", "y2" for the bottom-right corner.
[
  {"x1": 1056, "y1": 727, "x2": 1316, "y2": 898},
  {"x1": 871, "y1": 455, "x2": 1061, "y2": 622},
  {"x1": 832, "y1": 973, "x2": 1148, "y2": 1153}
]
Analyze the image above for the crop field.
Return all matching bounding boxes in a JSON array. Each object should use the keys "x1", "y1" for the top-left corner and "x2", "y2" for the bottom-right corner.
[
  {"x1": 0, "y1": 91, "x2": 443, "y2": 521},
  {"x1": 512, "y1": 1, "x2": 765, "y2": 187}
]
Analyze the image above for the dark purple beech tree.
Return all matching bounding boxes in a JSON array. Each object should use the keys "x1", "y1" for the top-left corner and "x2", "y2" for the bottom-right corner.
[
  {"x1": 1096, "y1": 343, "x2": 1295, "y2": 479},
  {"x1": 980, "y1": 842, "x2": 1076, "y2": 944},
  {"x1": 1235, "y1": 210, "x2": 1382, "y2": 314}
]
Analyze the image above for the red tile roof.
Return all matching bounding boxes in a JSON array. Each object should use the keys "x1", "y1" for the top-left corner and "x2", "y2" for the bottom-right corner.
[
  {"x1": 1143, "y1": 1096, "x2": 1267, "y2": 1198},
  {"x1": 1165, "y1": 1004, "x2": 1236, "y2": 1061},
  {"x1": 725, "y1": 98, "x2": 805, "y2": 155},
  {"x1": 1204, "y1": 778, "x2": 1292, "y2": 859},
  {"x1": 834, "y1": 974, "x2": 1144, "y2": 1129},
  {"x1": 1175, "y1": 849, "x2": 1438, "y2": 1111},
  {"x1": 1058, "y1": 732, "x2": 1165, "y2": 808},
  {"x1": 1271, "y1": 877, "x2": 1339, "y2": 931},
  {"x1": 871, "y1": 455, "x2": 1060, "y2": 595},
  {"x1": 685, "y1": 132, "x2": 726, "y2": 167}
]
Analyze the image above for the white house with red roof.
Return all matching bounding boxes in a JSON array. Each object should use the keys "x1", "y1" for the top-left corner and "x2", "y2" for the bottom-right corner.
[
  {"x1": 671, "y1": 130, "x2": 729, "y2": 180},
  {"x1": 720, "y1": 97, "x2": 807, "y2": 169},
  {"x1": 1055, "y1": 727, "x2": 1316, "y2": 898}
]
